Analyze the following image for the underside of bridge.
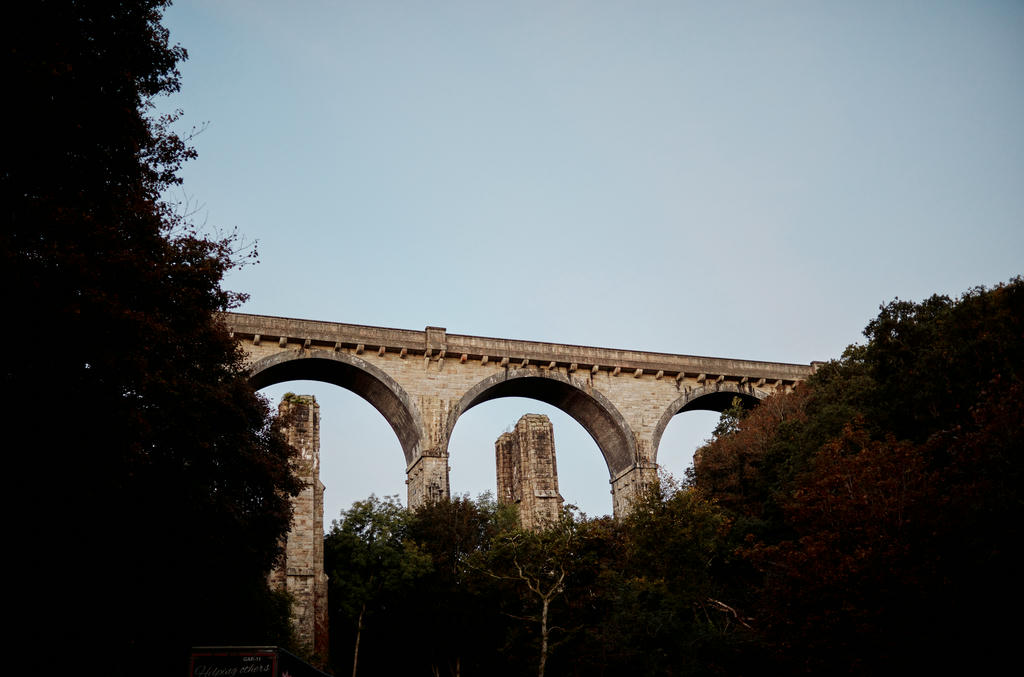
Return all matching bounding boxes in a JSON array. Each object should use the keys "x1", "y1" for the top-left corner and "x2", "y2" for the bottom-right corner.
[
  {"x1": 443, "y1": 368, "x2": 637, "y2": 478},
  {"x1": 249, "y1": 350, "x2": 423, "y2": 466}
]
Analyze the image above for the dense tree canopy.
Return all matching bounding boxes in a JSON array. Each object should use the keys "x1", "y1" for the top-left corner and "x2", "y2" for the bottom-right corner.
[
  {"x1": 694, "y1": 277, "x2": 1024, "y2": 674},
  {"x1": 5, "y1": 2, "x2": 301, "y2": 673},
  {"x1": 325, "y1": 495, "x2": 431, "y2": 677}
]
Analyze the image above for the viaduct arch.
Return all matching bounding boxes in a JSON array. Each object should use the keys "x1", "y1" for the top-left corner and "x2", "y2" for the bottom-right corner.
[
  {"x1": 227, "y1": 312, "x2": 817, "y2": 516},
  {"x1": 442, "y1": 368, "x2": 638, "y2": 480},
  {"x1": 250, "y1": 350, "x2": 423, "y2": 466}
]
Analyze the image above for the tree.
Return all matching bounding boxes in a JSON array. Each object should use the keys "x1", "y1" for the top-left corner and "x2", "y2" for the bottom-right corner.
[
  {"x1": 744, "y1": 424, "x2": 932, "y2": 673},
  {"x1": 611, "y1": 479, "x2": 766, "y2": 676},
  {"x1": 5, "y1": 2, "x2": 302, "y2": 673},
  {"x1": 693, "y1": 278, "x2": 1024, "y2": 674},
  {"x1": 694, "y1": 388, "x2": 814, "y2": 524},
  {"x1": 325, "y1": 495, "x2": 432, "y2": 677},
  {"x1": 469, "y1": 510, "x2": 584, "y2": 677},
  {"x1": 861, "y1": 279, "x2": 1024, "y2": 442},
  {"x1": 407, "y1": 493, "x2": 505, "y2": 676}
]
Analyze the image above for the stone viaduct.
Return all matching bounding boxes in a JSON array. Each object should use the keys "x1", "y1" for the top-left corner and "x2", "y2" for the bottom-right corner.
[{"x1": 226, "y1": 312, "x2": 817, "y2": 516}]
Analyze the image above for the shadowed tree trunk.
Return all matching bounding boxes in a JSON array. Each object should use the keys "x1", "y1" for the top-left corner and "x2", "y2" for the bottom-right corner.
[{"x1": 352, "y1": 602, "x2": 365, "y2": 677}]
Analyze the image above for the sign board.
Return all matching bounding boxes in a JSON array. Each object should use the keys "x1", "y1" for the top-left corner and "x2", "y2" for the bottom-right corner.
[{"x1": 189, "y1": 647, "x2": 327, "y2": 677}]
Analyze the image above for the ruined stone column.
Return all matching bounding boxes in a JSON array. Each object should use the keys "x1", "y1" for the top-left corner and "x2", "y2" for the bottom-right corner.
[
  {"x1": 495, "y1": 414, "x2": 564, "y2": 530},
  {"x1": 270, "y1": 394, "x2": 329, "y2": 662}
]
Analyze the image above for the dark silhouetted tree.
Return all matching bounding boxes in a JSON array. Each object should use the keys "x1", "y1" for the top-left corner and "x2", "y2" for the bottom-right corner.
[
  {"x1": 695, "y1": 277, "x2": 1024, "y2": 674},
  {"x1": 325, "y1": 495, "x2": 431, "y2": 677},
  {"x1": 5, "y1": 2, "x2": 302, "y2": 673}
]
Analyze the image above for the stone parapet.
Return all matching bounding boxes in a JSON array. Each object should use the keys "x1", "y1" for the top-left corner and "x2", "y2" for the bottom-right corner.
[{"x1": 223, "y1": 312, "x2": 813, "y2": 386}]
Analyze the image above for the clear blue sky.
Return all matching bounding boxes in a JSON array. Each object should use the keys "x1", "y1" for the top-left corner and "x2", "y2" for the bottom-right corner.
[{"x1": 157, "y1": 0, "x2": 1023, "y2": 521}]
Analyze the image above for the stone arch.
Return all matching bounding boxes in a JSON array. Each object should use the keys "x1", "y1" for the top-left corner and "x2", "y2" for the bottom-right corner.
[
  {"x1": 442, "y1": 367, "x2": 638, "y2": 477},
  {"x1": 650, "y1": 383, "x2": 767, "y2": 464},
  {"x1": 248, "y1": 349, "x2": 424, "y2": 465}
]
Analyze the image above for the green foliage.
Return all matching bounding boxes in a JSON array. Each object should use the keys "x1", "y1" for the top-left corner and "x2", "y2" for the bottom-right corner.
[
  {"x1": 324, "y1": 490, "x2": 768, "y2": 676},
  {"x1": 6, "y1": 2, "x2": 301, "y2": 672},
  {"x1": 326, "y1": 495, "x2": 432, "y2": 607},
  {"x1": 325, "y1": 495, "x2": 432, "y2": 676},
  {"x1": 604, "y1": 480, "x2": 764, "y2": 675},
  {"x1": 712, "y1": 396, "x2": 747, "y2": 438},
  {"x1": 282, "y1": 392, "x2": 317, "y2": 405},
  {"x1": 862, "y1": 279, "x2": 1024, "y2": 441},
  {"x1": 692, "y1": 276, "x2": 1024, "y2": 674},
  {"x1": 405, "y1": 493, "x2": 507, "y2": 675},
  {"x1": 693, "y1": 387, "x2": 813, "y2": 526},
  {"x1": 470, "y1": 510, "x2": 585, "y2": 677}
]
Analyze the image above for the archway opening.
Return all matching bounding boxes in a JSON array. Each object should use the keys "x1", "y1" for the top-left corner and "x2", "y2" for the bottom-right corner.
[
  {"x1": 258, "y1": 381, "x2": 407, "y2": 529},
  {"x1": 250, "y1": 350, "x2": 422, "y2": 464},
  {"x1": 652, "y1": 388, "x2": 764, "y2": 484},
  {"x1": 447, "y1": 397, "x2": 612, "y2": 517},
  {"x1": 443, "y1": 369, "x2": 637, "y2": 518},
  {"x1": 250, "y1": 350, "x2": 424, "y2": 527},
  {"x1": 656, "y1": 410, "x2": 721, "y2": 483}
]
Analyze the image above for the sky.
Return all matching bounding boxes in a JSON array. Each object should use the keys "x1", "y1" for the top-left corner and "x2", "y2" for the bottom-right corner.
[{"x1": 156, "y1": 0, "x2": 1023, "y2": 523}]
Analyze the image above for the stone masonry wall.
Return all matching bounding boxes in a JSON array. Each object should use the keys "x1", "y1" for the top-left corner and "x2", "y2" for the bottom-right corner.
[
  {"x1": 228, "y1": 312, "x2": 817, "y2": 516},
  {"x1": 496, "y1": 414, "x2": 564, "y2": 531}
]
